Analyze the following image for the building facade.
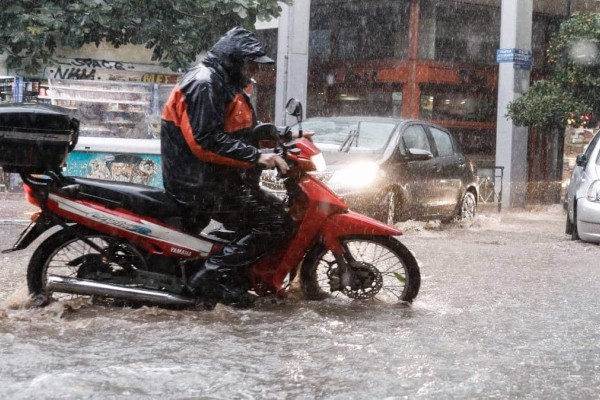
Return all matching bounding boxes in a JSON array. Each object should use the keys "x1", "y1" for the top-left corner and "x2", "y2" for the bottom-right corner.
[
  {"x1": 254, "y1": 0, "x2": 600, "y2": 205},
  {"x1": 2, "y1": 0, "x2": 599, "y2": 202},
  {"x1": 258, "y1": 0, "x2": 565, "y2": 164}
]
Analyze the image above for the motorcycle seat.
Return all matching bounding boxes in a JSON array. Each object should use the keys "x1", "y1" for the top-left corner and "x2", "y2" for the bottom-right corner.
[{"x1": 59, "y1": 176, "x2": 202, "y2": 222}]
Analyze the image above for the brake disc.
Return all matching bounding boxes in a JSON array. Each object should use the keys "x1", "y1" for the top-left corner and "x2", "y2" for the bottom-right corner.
[{"x1": 328, "y1": 261, "x2": 383, "y2": 300}]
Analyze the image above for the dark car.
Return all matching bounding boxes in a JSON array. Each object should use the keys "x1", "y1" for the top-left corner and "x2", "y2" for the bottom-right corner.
[{"x1": 282, "y1": 116, "x2": 479, "y2": 224}]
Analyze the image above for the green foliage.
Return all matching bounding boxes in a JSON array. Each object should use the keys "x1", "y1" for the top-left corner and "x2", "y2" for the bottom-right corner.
[
  {"x1": 507, "y1": 80, "x2": 592, "y2": 130},
  {"x1": 508, "y1": 12, "x2": 600, "y2": 130},
  {"x1": 0, "y1": 0, "x2": 290, "y2": 74}
]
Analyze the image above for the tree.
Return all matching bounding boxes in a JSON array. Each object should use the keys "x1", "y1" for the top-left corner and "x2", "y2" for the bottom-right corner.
[
  {"x1": 0, "y1": 0, "x2": 289, "y2": 75},
  {"x1": 508, "y1": 12, "x2": 600, "y2": 130},
  {"x1": 507, "y1": 80, "x2": 591, "y2": 130}
]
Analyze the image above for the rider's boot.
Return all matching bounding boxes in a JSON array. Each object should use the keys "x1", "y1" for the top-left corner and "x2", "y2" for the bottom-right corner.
[{"x1": 188, "y1": 264, "x2": 256, "y2": 307}]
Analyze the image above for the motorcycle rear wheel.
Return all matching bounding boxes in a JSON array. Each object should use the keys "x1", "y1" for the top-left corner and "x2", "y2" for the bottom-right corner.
[
  {"x1": 300, "y1": 235, "x2": 420, "y2": 303},
  {"x1": 27, "y1": 226, "x2": 147, "y2": 306}
]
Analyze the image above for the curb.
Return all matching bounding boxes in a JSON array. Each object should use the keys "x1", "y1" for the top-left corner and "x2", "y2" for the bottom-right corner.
[{"x1": 0, "y1": 219, "x2": 30, "y2": 224}]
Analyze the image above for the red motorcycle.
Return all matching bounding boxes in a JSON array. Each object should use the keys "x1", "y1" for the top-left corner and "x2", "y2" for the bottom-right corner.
[{"x1": 2, "y1": 100, "x2": 420, "y2": 307}]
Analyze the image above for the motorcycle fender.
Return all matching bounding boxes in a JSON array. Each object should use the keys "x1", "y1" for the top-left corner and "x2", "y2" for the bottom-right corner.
[
  {"x1": 1, "y1": 214, "x2": 59, "y2": 253},
  {"x1": 321, "y1": 211, "x2": 403, "y2": 253}
]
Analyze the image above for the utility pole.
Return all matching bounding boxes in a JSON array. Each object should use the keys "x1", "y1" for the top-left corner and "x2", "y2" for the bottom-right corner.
[
  {"x1": 275, "y1": 2, "x2": 311, "y2": 125},
  {"x1": 495, "y1": 0, "x2": 533, "y2": 208}
]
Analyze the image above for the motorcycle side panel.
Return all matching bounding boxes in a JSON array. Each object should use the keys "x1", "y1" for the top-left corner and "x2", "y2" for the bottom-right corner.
[{"x1": 45, "y1": 193, "x2": 216, "y2": 259}]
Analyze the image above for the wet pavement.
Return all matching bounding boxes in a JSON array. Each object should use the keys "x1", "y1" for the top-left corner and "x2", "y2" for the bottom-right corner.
[{"x1": 1, "y1": 197, "x2": 599, "y2": 399}]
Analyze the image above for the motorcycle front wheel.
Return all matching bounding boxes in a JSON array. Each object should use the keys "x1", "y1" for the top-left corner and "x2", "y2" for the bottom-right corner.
[
  {"x1": 300, "y1": 235, "x2": 420, "y2": 303},
  {"x1": 27, "y1": 226, "x2": 147, "y2": 306}
]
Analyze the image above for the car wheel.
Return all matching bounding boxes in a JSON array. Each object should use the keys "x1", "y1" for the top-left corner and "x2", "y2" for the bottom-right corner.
[
  {"x1": 565, "y1": 212, "x2": 573, "y2": 235},
  {"x1": 375, "y1": 189, "x2": 399, "y2": 225},
  {"x1": 458, "y1": 192, "x2": 476, "y2": 222},
  {"x1": 571, "y1": 202, "x2": 580, "y2": 240}
]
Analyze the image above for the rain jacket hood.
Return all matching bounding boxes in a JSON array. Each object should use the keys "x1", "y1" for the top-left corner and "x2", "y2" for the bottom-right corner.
[{"x1": 204, "y1": 27, "x2": 274, "y2": 88}]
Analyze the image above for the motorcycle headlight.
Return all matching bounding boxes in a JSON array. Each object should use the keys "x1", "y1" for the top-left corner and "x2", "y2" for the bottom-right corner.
[
  {"x1": 310, "y1": 153, "x2": 327, "y2": 172},
  {"x1": 327, "y1": 161, "x2": 383, "y2": 190},
  {"x1": 586, "y1": 180, "x2": 600, "y2": 202}
]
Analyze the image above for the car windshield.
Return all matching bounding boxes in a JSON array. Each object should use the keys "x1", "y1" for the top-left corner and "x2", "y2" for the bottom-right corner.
[{"x1": 294, "y1": 119, "x2": 397, "y2": 153}]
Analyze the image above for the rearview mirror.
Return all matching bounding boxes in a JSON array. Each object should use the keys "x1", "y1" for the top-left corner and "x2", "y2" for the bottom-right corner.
[
  {"x1": 407, "y1": 148, "x2": 434, "y2": 160},
  {"x1": 285, "y1": 98, "x2": 303, "y2": 122},
  {"x1": 576, "y1": 153, "x2": 588, "y2": 167}
]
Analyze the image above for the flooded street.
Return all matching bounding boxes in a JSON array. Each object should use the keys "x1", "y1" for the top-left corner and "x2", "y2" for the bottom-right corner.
[{"x1": 1, "y1": 201, "x2": 600, "y2": 399}]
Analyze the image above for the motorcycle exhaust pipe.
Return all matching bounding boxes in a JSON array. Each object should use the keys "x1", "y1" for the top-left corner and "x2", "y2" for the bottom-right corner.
[{"x1": 46, "y1": 275, "x2": 197, "y2": 307}]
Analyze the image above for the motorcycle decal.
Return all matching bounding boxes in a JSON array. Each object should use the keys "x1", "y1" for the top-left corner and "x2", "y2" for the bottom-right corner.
[
  {"x1": 88, "y1": 212, "x2": 153, "y2": 235},
  {"x1": 170, "y1": 247, "x2": 193, "y2": 257},
  {"x1": 48, "y1": 194, "x2": 213, "y2": 255}
]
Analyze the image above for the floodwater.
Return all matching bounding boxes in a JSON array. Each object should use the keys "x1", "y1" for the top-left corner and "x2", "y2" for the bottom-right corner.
[{"x1": 1, "y1": 204, "x2": 600, "y2": 399}]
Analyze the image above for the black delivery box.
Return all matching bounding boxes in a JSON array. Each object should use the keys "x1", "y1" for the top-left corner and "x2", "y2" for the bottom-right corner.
[{"x1": 0, "y1": 103, "x2": 79, "y2": 173}]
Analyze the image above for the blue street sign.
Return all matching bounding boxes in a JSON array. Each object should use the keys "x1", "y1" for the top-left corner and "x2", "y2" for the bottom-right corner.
[
  {"x1": 496, "y1": 48, "x2": 533, "y2": 70},
  {"x1": 496, "y1": 49, "x2": 516, "y2": 62},
  {"x1": 514, "y1": 60, "x2": 532, "y2": 70}
]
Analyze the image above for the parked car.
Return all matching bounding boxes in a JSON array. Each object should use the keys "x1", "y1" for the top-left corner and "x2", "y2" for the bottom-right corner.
[
  {"x1": 566, "y1": 129, "x2": 600, "y2": 243},
  {"x1": 265, "y1": 116, "x2": 478, "y2": 224}
]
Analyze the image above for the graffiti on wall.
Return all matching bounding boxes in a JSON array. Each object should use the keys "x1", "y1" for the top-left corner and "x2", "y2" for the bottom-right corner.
[
  {"x1": 141, "y1": 74, "x2": 179, "y2": 84},
  {"x1": 49, "y1": 58, "x2": 178, "y2": 83},
  {"x1": 65, "y1": 151, "x2": 163, "y2": 188},
  {"x1": 51, "y1": 66, "x2": 97, "y2": 80},
  {"x1": 50, "y1": 57, "x2": 134, "y2": 80}
]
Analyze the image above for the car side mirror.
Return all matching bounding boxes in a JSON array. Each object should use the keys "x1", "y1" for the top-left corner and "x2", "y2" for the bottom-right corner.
[
  {"x1": 407, "y1": 148, "x2": 434, "y2": 161},
  {"x1": 576, "y1": 153, "x2": 588, "y2": 167}
]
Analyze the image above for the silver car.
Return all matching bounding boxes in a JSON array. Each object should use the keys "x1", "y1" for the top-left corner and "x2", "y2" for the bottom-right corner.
[{"x1": 566, "y1": 130, "x2": 600, "y2": 243}]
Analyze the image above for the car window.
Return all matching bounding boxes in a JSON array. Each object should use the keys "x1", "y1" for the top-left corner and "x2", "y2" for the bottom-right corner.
[
  {"x1": 429, "y1": 127, "x2": 455, "y2": 156},
  {"x1": 401, "y1": 124, "x2": 431, "y2": 155},
  {"x1": 299, "y1": 119, "x2": 397, "y2": 153},
  {"x1": 584, "y1": 130, "x2": 600, "y2": 163}
]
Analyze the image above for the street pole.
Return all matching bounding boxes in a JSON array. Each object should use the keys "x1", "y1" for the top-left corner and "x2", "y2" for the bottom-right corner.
[
  {"x1": 495, "y1": 0, "x2": 533, "y2": 208},
  {"x1": 275, "y1": 2, "x2": 310, "y2": 126}
]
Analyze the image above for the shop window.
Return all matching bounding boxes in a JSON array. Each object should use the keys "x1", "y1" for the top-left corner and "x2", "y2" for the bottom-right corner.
[
  {"x1": 420, "y1": 0, "x2": 500, "y2": 65},
  {"x1": 309, "y1": 0, "x2": 410, "y2": 62},
  {"x1": 253, "y1": 28, "x2": 278, "y2": 122},
  {"x1": 307, "y1": 84, "x2": 403, "y2": 118},
  {"x1": 452, "y1": 129, "x2": 496, "y2": 157},
  {"x1": 420, "y1": 85, "x2": 496, "y2": 123}
]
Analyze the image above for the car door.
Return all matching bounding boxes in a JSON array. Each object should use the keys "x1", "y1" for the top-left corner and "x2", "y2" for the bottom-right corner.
[
  {"x1": 426, "y1": 125, "x2": 465, "y2": 216},
  {"x1": 394, "y1": 123, "x2": 437, "y2": 218}
]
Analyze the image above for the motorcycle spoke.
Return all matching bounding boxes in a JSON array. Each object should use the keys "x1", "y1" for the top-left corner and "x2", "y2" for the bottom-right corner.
[
  {"x1": 31, "y1": 229, "x2": 147, "y2": 305},
  {"x1": 307, "y1": 238, "x2": 416, "y2": 302}
]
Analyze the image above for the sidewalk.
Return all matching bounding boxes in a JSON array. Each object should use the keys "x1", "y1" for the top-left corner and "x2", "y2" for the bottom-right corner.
[{"x1": 0, "y1": 193, "x2": 38, "y2": 220}]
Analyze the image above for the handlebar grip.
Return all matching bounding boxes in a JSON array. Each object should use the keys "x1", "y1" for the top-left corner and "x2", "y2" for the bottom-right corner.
[{"x1": 278, "y1": 126, "x2": 293, "y2": 142}]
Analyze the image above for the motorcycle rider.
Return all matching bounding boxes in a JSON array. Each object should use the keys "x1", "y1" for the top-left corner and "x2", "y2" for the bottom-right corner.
[{"x1": 161, "y1": 27, "x2": 293, "y2": 306}]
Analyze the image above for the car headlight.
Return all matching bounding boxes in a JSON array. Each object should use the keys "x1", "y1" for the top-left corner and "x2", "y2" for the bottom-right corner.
[
  {"x1": 327, "y1": 161, "x2": 383, "y2": 190},
  {"x1": 586, "y1": 180, "x2": 600, "y2": 202}
]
